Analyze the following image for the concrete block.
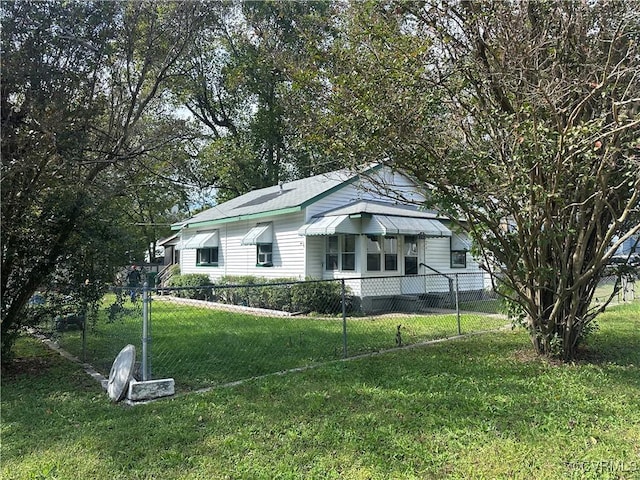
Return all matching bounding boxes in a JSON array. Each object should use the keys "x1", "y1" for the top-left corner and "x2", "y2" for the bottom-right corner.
[{"x1": 127, "y1": 378, "x2": 175, "y2": 402}]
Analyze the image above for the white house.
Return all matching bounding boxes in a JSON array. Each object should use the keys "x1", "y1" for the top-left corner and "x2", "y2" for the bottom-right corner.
[
  {"x1": 171, "y1": 165, "x2": 484, "y2": 308},
  {"x1": 616, "y1": 234, "x2": 639, "y2": 257}
]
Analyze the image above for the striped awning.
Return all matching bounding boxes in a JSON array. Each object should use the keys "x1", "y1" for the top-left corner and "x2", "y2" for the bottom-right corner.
[
  {"x1": 178, "y1": 231, "x2": 219, "y2": 250},
  {"x1": 362, "y1": 215, "x2": 451, "y2": 237},
  {"x1": 451, "y1": 233, "x2": 472, "y2": 251},
  {"x1": 241, "y1": 223, "x2": 273, "y2": 245},
  {"x1": 298, "y1": 215, "x2": 360, "y2": 236}
]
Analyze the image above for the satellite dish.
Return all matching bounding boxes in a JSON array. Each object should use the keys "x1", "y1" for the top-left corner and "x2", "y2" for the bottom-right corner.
[{"x1": 107, "y1": 344, "x2": 136, "y2": 402}]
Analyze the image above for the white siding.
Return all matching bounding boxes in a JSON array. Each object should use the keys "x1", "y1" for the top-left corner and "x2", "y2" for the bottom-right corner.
[
  {"x1": 422, "y1": 237, "x2": 484, "y2": 292},
  {"x1": 304, "y1": 235, "x2": 324, "y2": 279},
  {"x1": 306, "y1": 183, "x2": 366, "y2": 219},
  {"x1": 424, "y1": 237, "x2": 452, "y2": 273},
  {"x1": 181, "y1": 212, "x2": 308, "y2": 282},
  {"x1": 357, "y1": 169, "x2": 426, "y2": 205},
  {"x1": 424, "y1": 238, "x2": 481, "y2": 272},
  {"x1": 304, "y1": 170, "x2": 422, "y2": 221},
  {"x1": 272, "y1": 211, "x2": 307, "y2": 279}
]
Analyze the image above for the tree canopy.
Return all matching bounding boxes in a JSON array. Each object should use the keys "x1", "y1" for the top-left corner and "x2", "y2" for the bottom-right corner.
[
  {"x1": 172, "y1": 0, "x2": 338, "y2": 202},
  {"x1": 1, "y1": 1, "x2": 207, "y2": 362},
  {"x1": 316, "y1": 0, "x2": 640, "y2": 359}
]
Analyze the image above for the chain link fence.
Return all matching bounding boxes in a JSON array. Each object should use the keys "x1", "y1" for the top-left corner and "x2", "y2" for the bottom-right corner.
[
  {"x1": 593, "y1": 274, "x2": 637, "y2": 306},
  {"x1": 34, "y1": 272, "x2": 636, "y2": 393}
]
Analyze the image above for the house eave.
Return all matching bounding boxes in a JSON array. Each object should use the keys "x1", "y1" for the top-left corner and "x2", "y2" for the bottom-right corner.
[{"x1": 175, "y1": 205, "x2": 303, "y2": 231}]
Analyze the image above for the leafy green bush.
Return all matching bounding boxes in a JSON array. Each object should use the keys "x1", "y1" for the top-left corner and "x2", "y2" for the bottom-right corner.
[
  {"x1": 215, "y1": 276, "x2": 261, "y2": 306},
  {"x1": 165, "y1": 275, "x2": 353, "y2": 314},
  {"x1": 291, "y1": 280, "x2": 350, "y2": 315},
  {"x1": 212, "y1": 276, "x2": 351, "y2": 315},
  {"x1": 167, "y1": 273, "x2": 213, "y2": 300},
  {"x1": 215, "y1": 276, "x2": 295, "y2": 310}
]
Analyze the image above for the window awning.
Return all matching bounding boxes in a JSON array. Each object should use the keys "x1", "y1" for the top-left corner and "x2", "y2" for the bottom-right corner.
[
  {"x1": 362, "y1": 215, "x2": 451, "y2": 237},
  {"x1": 451, "y1": 233, "x2": 472, "y2": 251},
  {"x1": 298, "y1": 215, "x2": 360, "y2": 236},
  {"x1": 241, "y1": 223, "x2": 273, "y2": 245},
  {"x1": 178, "y1": 231, "x2": 219, "y2": 250}
]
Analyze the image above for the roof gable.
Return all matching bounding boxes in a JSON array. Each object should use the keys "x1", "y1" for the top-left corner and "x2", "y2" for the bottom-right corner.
[{"x1": 315, "y1": 200, "x2": 442, "y2": 219}]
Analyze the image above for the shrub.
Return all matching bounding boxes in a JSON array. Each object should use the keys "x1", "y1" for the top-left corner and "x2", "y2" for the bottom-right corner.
[
  {"x1": 215, "y1": 276, "x2": 296, "y2": 310},
  {"x1": 215, "y1": 276, "x2": 260, "y2": 306},
  {"x1": 291, "y1": 280, "x2": 349, "y2": 315},
  {"x1": 167, "y1": 273, "x2": 213, "y2": 300},
  {"x1": 171, "y1": 275, "x2": 353, "y2": 315}
]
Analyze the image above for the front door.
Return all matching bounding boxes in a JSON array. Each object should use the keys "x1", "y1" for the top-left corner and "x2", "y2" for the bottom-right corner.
[{"x1": 401, "y1": 235, "x2": 423, "y2": 294}]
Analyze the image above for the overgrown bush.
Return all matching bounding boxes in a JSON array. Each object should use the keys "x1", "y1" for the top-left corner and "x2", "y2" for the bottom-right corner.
[
  {"x1": 167, "y1": 273, "x2": 213, "y2": 300},
  {"x1": 291, "y1": 280, "x2": 349, "y2": 315},
  {"x1": 215, "y1": 276, "x2": 294, "y2": 310},
  {"x1": 213, "y1": 276, "x2": 351, "y2": 315}
]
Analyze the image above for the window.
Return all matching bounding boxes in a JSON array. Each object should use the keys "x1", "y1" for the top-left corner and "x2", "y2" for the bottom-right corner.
[
  {"x1": 197, "y1": 247, "x2": 218, "y2": 266},
  {"x1": 326, "y1": 236, "x2": 339, "y2": 271},
  {"x1": 342, "y1": 235, "x2": 356, "y2": 271},
  {"x1": 367, "y1": 235, "x2": 401, "y2": 272},
  {"x1": 257, "y1": 243, "x2": 273, "y2": 266},
  {"x1": 367, "y1": 235, "x2": 382, "y2": 271},
  {"x1": 404, "y1": 235, "x2": 418, "y2": 275},
  {"x1": 325, "y1": 234, "x2": 356, "y2": 271},
  {"x1": 384, "y1": 236, "x2": 398, "y2": 271},
  {"x1": 450, "y1": 234, "x2": 468, "y2": 268},
  {"x1": 451, "y1": 251, "x2": 466, "y2": 268}
]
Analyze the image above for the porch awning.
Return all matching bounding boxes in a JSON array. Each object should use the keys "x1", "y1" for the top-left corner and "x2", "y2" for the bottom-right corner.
[
  {"x1": 241, "y1": 223, "x2": 273, "y2": 245},
  {"x1": 298, "y1": 215, "x2": 360, "y2": 236},
  {"x1": 178, "y1": 231, "x2": 219, "y2": 250},
  {"x1": 362, "y1": 215, "x2": 451, "y2": 237}
]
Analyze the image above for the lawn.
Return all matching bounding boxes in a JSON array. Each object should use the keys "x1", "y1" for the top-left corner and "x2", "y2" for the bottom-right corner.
[
  {"x1": 2, "y1": 302, "x2": 639, "y2": 479},
  {"x1": 51, "y1": 295, "x2": 508, "y2": 391}
]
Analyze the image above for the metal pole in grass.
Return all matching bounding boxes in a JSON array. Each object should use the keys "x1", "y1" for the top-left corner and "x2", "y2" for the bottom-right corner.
[
  {"x1": 342, "y1": 279, "x2": 348, "y2": 358},
  {"x1": 81, "y1": 311, "x2": 87, "y2": 363},
  {"x1": 455, "y1": 274, "x2": 461, "y2": 335},
  {"x1": 142, "y1": 281, "x2": 150, "y2": 381}
]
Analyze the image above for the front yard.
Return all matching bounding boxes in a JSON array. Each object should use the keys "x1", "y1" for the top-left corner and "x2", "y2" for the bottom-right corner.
[
  {"x1": 49, "y1": 294, "x2": 508, "y2": 391},
  {"x1": 2, "y1": 303, "x2": 639, "y2": 479}
]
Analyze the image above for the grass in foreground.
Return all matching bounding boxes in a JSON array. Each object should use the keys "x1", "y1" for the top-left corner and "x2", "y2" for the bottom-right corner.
[
  {"x1": 52, "y1": 295, "x2": 507, "y2": 391},
  {"x1": 2, "y1": 303, "x2": 639, "y2": 479}
]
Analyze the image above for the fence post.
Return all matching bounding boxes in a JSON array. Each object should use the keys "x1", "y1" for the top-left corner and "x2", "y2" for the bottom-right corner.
[
  {"x1": 341, "y1": 279, "x2": 348, "y2": 358},
  {"x1": 81, "y1": 312, "x2": 87, "y2": 363},
  {"x1": 455, "y1": 274, "x2": 461, "y2": 335},
  {"x1": 142, "y1": 282, "x2": 150, "y2": 381}
]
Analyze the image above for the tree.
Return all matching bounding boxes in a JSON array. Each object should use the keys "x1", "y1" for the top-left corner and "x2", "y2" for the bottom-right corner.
[
  {"x1": 1, "y1": 1, "x2": 205, "y2": 363},
  {"x1": 319, "y1": 0, "x2": 640, "y2": 359},
  {"x1": 173, "y1": 0, "x2": 337, "y2": 202}
]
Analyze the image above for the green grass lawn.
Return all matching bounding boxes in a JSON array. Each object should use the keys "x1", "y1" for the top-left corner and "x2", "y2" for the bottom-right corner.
[
  {"x1": 3, "y1": 302, "x2": 638, "y2": 479},
  {"x1": 53, "y1": 295, "x2": 507, "y2": 391}
]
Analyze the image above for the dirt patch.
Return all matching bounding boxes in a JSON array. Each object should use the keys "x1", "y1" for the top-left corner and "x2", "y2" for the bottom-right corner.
[
  {"x1": 512, "y1": 346, "x2": 604, "y2": 367},
  {"x1": 511, "y1": 348, "x2": 564, "y2": 366},
  {"x1": 1, "y1": 354, "x2": 58, "y2": 380}
]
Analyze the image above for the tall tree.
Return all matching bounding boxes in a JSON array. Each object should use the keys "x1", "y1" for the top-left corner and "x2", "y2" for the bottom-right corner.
[
  {"x1": 173, "y1": 0, "x2": 336, "y2": 202},
  {"x1": 1, "y1": 1, "x2": 205, "y2": 363},
  {"x1": 320, "y1": 0, "x2": 640, "y2": 359},
  {"x1": 107, "y1": 128, "x2": 197, "y2": 264}
]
